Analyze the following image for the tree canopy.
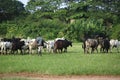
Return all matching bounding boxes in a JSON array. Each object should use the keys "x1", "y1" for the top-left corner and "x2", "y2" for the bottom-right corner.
[
  {"x1": 0, "y1": 0, "x2": 120, "y2": 41},
  {"x1": 0, "y1": 0, "x2": 26, "y2": 22}
]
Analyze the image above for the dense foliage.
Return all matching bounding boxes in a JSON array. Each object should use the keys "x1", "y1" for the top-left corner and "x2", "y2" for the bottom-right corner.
[{"x1": 0, "y1": 0, "x2": 120, "y2": 41}]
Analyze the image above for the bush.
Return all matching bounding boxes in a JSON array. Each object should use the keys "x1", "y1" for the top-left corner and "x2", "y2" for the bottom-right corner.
[
  {"x1": 4, "y1": 19, "x2": 67, "y2": 40},
  {"x1": 111, "y1": 24, "x2": 120, "y2": 40}
]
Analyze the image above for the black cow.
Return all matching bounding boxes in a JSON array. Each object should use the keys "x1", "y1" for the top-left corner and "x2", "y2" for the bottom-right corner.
[
  {"x1": 11, "y1": 38, "x2": 25, "y2": 55},
  {"x1": 98, "y1": 37, "x2": 110, "y2": 53},
  {"x1": 54, "y1": 39, "x2": 72, "y2": 53}
]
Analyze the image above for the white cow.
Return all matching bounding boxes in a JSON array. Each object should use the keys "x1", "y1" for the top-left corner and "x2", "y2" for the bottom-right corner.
[
  {"x1": 21, "y1": 38, "x2": 44, "y2": 55},
  {"x1": 46, "y1": 40, "x2": 55, "y2": 53},
  {"x1": 27, "y1": 38, "x2": 44, "y2": 55},
  {"x1": 0, "y1": 41, "x2": 6, "y2": 54},
  {"x1": 0, "y1": 41, "x2": 12, "y2": 54},
  {"x1": 110, "y1": 39, "x2": 120, "y2": 53}
]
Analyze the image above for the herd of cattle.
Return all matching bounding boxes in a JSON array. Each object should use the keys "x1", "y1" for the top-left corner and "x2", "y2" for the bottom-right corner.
[
  {"x1": 82, "y1": 37, "x2": 120, "y2": 53},
  {"x1": 0, "y1": 37, "x2": 72, "y2": 55},
  {"x1": 0, "y1": 36, "x2": 120, "y2": 55}
]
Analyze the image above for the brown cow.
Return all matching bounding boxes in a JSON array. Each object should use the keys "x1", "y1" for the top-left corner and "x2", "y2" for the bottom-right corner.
[{"x1": 53, "y1": 39, "x2": 72, "y2": 53}]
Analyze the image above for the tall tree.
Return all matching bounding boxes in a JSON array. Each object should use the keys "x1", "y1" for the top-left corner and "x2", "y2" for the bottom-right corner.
[
  {"x1": 89, "y1": 0, "x2": 120, "y2": 25},
  {"x1": 0, "y1": 0, "x2": 25, "y2": 22},
  {"x1": 26, "y1": 0, "x2": 61, "y2": 12}
]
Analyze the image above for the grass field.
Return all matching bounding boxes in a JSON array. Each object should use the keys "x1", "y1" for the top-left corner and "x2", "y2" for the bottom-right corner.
[{"x1": 0, "y1": 43, "x2": 120, "y2": 75}]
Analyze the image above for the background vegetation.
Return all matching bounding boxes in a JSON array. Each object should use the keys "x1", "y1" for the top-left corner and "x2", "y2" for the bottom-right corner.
[{"x1": 0, "y1": 0, "x2": 120, "y2": 41}]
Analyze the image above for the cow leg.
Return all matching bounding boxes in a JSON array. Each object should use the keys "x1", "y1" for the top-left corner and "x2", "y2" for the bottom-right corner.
[
  {"x1": 100, "y1": 47, "x2": 103, "y2": 53},
  {"x1": 58, "y1": 49, "x2": 60, "y2": 53},
  {"x1": 20, "y1": 49, "x2": 24, "y2": 55},
  {"x1": 82, "y1": 42, "x2": 86, "y2": 53},
  {"x1": 5, "y1": 49, "x2": 7, "y2": 55},
  {"x1": 106, "y1": 48, "x2": 109, "y2": 53},
  {"x1": 3, "y1": 47, "x2": 6, "y2": 55},
  {"x1": 64, "y1": 48, "x2": 67, "y2": 52},
  {"x1": 104, "y1": 48, "x2": 108, "y2": 53},
  {"x1": 12, "y1": 50, "x2": 15, "y2": 55},
  {"x1": 85, "y1": 47, "x2": 89, "y2": 53},
  {"x1": 11, "y1": 49, "x2": 14, "y2": 55},
  {"x1": 53, "y1": 47, "x2": 57, "y2": 53},
  {"x1": 57, "y1": 49, "x2": 62, "y2": 53},
  {"x1": 60, "y1": 49, "x2": 63, "y2": 53},
  {"x1": 91, "y1": 48, "x2": 94, "y2": 53},
  {"x1": 38, "y1": 46, "x2": 42, "y2": 56},
  {"x1": 1, "y1": 47, "x2": 4, "y2": 55},
  {"x1": 116, "y1": 47, "x2": 119, "y2": 53},
  {"x1": 95, "y1": 47, "x2": 98, "y2": 53},
  {"x1": 29, "y1": 46, "x2": 32, "y2": 54},
  {"x1": 85, "y1": 48, "x2": 87, "y2": 53},
  {"x1": 102, "y1": 48, "x2": 105, "y2": 53},
  {"x1": 110, "y1": 46, "x2": 113, "y2": 53},
  {"x1": 84, "y1": 47, "x2": 87, "y2": 54},
  {"x1": 84, "y1": 48, "x2": 86, "y2": 53}
]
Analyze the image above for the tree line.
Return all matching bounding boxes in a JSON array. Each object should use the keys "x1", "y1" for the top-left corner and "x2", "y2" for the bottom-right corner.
[{"x1": 0, "y1": 0, "x2": 120, "y2": 41}]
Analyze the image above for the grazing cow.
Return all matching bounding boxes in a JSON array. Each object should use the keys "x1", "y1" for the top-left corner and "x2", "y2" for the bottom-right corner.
[
  {"x1": 83, "y1": 39, "x2": 98, "y2": 53},
  {"x1": 110, "y1": 39, "x2": 120, "y2": 53},
  {"x1": 98, "y1": 37, "x2": 110, "y2": 53},
  {"x1": 54, "y1": 39, "x2": 72, "y2": 53}
]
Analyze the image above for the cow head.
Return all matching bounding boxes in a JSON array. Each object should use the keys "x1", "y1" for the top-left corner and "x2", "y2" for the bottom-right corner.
[{"x1": 69, "y1": 41, "x2": 72, "y2": 47}]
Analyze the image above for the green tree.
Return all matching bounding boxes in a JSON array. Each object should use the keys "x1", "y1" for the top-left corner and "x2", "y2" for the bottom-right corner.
[
  {"x1": 1, "y1": 0, "x2": 120, "y2": 41},
  {"x1": 0, "y1": 0, "x2": 25, "y2": 22},
  {"x1": 26, "y1": 0, "x2": 61, "y2": 12},
  {"x1": 64, "y1": 18, "x2": 105, "y2": 41}
]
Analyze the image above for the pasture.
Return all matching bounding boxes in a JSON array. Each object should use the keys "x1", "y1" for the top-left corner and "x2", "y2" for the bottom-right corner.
[{"x1": 0, "y1": 43, "x2": 120, "y2": 76}]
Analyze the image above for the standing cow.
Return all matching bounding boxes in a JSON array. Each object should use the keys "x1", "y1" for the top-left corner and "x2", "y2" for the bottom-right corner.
[
  {"x1": 54, "y1": 39, "x2": 72, "y2": 53},
  {"x1": 83, "y1": 38, "x2": 98, "y2": 53},
  {"x1": 110, "y1": 39, "x2": 120, "y2": 53},
  {"x1": 45, "y1": 40, "x2": 55, "y2": 53},
  {"x1": 28, "y1": 38, "x2": 45, "y2": 55},
  {"x1": 11, "y1": 38, "x2": 25, "y2": 55},
  {"x1": 98, "y1": 37, "x2": 110, "y2": 53}
]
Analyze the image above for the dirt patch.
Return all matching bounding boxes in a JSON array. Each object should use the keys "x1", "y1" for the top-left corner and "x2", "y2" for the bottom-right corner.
[{"x1": 0, "y1": 72, "x2": 120, "y2": 80}]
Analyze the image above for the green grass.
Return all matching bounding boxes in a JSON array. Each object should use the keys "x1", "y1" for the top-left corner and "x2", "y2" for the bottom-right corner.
[{"x1": 0, "y1": 43, "x2": 120, "y2": 75}]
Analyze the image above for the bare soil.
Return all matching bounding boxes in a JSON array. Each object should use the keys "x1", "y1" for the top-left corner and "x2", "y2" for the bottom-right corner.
[{"x1": 0, "y1": 72, "x2": 120, "y2": 80}]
